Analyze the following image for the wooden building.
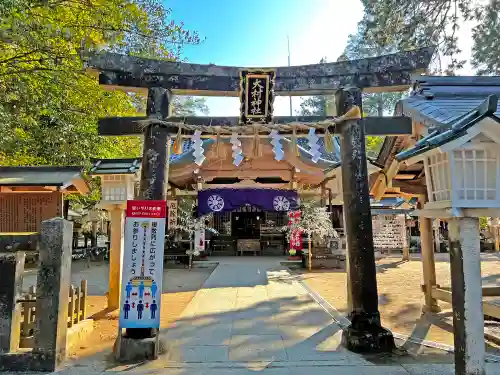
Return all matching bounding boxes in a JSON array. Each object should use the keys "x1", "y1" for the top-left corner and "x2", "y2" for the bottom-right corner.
[{"x1": 0, "y1": 166, "x2": 89, "y2": 233}]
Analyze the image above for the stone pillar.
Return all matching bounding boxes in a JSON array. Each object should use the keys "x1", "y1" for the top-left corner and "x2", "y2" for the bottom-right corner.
[
  {"x1": 33, "y1": 218, "x2": 73, "y2": 372},
  {"x1": 419, "y1": 200, "x2": 440, "y2": 313},
  {"x1": 336, "y1": 88, "x2": 394, "y2": 353},
  {"x1": 108, "y1": 207, "x2": 124, "y2": 310},
  {"x1": 342, "y1": 208, "x2": 352, "y2": 312},
  {"x1": 448, "y1": 217, "x2": 485, "y2": 375},
  {"x1": 128, "y1": 87, "x2": 171, "y2": 340},
  {"x1": 0, "y1": 252, "x2": 25, "y2": 353},
  {"x1": 138, "y1": 87, "x2": 171, "y2": 201}
]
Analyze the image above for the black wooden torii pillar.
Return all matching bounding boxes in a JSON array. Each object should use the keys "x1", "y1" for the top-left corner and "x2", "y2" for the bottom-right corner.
[{"x1": 87, "y1": 47, "x2": 433, "y2": 353}]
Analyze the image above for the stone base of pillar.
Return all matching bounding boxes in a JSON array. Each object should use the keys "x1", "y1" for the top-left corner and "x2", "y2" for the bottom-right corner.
[
  {"x1": 422, "y1": 303, "x2": 442, "y2": 314},
  {"x1": 341, "y1": 311, "x2": 395, "y2": 353},
  {"x1": 114, "y1": 334, "x2": 165, "y2": 362}
]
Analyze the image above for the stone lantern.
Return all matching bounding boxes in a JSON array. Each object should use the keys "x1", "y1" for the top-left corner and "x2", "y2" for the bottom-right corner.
[
  {"x1": 396, "y1": 94, "x2": 500, "y2": 374},
  {"x1": 397, "y1": 102, "x2": 500, "y2": 217},
  {"x1": 90, "y1": 158, "x2": 141, "y2": 310}
]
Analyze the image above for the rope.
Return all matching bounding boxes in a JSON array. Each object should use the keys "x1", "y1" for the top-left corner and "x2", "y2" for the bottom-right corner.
[{"x1": 135, "y1": 106, "x2": 361, "y2": 136}]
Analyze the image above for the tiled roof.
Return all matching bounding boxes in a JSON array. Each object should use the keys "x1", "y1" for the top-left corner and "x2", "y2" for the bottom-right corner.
[
  {"x1": 395, "y1": 76, "x2": 500, "y2": 161},
  {"x1": 171, "y1": 137, "x2": 341, "y2": 167},
  {"x1": 90, "y1": 158, "x2": 141, "y2": 174},
  {"x1": 0, "y1": 166, "x2": 84, "y2": 186}
]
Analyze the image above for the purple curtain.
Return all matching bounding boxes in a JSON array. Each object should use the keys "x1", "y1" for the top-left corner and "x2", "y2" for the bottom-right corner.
[{"x1": 198, "y1": 188, "x2": 298, "y2": 216}]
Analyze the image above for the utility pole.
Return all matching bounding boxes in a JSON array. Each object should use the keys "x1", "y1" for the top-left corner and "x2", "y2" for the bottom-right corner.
[{"x1": 287, "y1": 35, "x2": 293, "y2": 116}]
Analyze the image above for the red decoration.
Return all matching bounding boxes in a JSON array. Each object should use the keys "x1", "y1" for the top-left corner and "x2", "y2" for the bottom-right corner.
[{"x1": 288, "y1": 210, "x2": 302, "y2": 252}]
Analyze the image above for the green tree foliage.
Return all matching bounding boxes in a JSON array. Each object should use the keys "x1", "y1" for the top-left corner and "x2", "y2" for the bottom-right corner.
[
  {"x1": 0, "y1": 0, "x2": 202, "y2": 169},
  {"x1": 298, "y1": 95, "x2": 328, "y2": 116},
  {"x1": 0, "y1": 0, "x2": 204, "y2": 207},
  {"x1": 360, "y1": 0, "x2": 500, "y2": 75}
]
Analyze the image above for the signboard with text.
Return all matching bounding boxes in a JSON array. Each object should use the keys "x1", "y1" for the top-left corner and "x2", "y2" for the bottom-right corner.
[{"x1": 119, "y1": 200, "x2": 166, "y2": 329}]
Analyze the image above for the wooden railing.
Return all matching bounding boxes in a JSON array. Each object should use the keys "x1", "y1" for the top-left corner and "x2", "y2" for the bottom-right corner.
[{"x1": 18, "y1": 280, "x2": 87, "y2": 348}]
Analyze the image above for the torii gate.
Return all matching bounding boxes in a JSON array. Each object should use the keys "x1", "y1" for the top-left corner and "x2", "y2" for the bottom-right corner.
[{"x1": 87, "y1": 47, "x2": 433, "y2": 354}]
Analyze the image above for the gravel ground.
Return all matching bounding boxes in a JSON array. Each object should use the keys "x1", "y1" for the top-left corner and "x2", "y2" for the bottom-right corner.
[{"x1": 292, "y1": 253, "x2": 500, "y2": 353}]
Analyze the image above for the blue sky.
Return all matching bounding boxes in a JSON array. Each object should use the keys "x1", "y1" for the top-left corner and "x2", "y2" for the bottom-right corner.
[{"x1": 167, "y1": 0, "x2": 474, "y2": 116}]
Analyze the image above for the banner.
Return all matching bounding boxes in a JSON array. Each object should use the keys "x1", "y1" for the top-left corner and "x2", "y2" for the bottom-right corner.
[
  {"x1": 288, "y1": 211, "x2": 302, "y2": 252},
  {"x1": 119, "y1": 200, "x2": 166, "y2": 329},
  {"x1": 194, "y1": 222, "x2": 205, "y2": 254},
  {"x1": 167, "y1": 200, "x2": 178, "y2": 230},
  {"x1": 198, "y1": 188, "x2": 298, "y2": 216}
]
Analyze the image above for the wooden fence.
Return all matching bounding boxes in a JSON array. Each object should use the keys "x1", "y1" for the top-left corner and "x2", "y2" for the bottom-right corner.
[{"x1": 19, "y1": 280, "x2": 87, "y2": 348}]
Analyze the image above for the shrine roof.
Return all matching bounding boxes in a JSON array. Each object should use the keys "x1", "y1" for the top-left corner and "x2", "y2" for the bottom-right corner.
[
  {"x1": 371, "y1": 197, "x2": 417, "y2": 208},
  {"x1": 90, "y1": 158, "x2": 141, "y2": 174},
  {"x1": 0, "y1": 166, "x2": 89, "y2": 194},
  {"x1": 170, "y1": 138, "x2": 341, "y2": 167},
  {"x1": 399, "y1": 76, "x2": 500, "y2": 127},
  {"x1": 394, "y1": 76, "x2": 500, "y2": 161}
]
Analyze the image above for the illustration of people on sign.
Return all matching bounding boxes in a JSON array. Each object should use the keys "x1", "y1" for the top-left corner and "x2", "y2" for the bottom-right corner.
[
  {"x1": 151, "y1": 280, "x2": 158, "y2": 298},
  {"x1": 125, "y1": 281, "x2": 132, "y2": 298},
  {"x1": 138, "y1": 281, "x2": 145, "y2": 298},
  {"x1": 137, "y1": 300, "x2": 144, "y2": 319},
  {"x1": 123, "y1": 300, "x2": 131, "y2": 319},
  {"x1": 150, "y1": 300, "x2": 158, "y2": 319}
]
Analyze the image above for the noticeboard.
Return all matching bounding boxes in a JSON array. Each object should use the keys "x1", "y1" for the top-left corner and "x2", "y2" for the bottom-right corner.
[{"x1": 119, "y1": 200, "x2": 166, "y2": 329}]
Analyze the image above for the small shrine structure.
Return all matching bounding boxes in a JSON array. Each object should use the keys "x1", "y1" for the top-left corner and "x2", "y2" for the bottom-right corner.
[
  {"x1": 374, "y1": 76, "x2": 500, "y2": 375},
  {"x1": 0, "y1": 166, "x2": 89, "y2": 233},
  {"x1": 90, "y1": 158, "x2": 141, "y2": 309}
]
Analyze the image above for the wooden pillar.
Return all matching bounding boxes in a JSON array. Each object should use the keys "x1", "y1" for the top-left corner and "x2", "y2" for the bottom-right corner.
[
  {"x1": 320, "y1": 183, "x2": 326, "y2": 206},
  {"x1": 91, "y1": 221, "x2": 98, "y2": 247},
  {"x1": 402, "y1": 215, "x2": 410, "y2": 261},
  {"x1": 127, "y1": 87, "x2": 171, "y2": 340},
  {"x1": 418, "y1": 200, "x2": 440, "y2": 313},
  {"x1": 434, "y1": 219, "x2": 441, "y2": 252},
  {"x1": 336, "y1": 88, "x2": 394, "y2": 353},
  {"x1": 494, "y1": 218, "x2": 500, "y2": 252},
  {"x1": 107, "y1": 207, "x2": 124, "y2": 310},
  {"x1": 448, "y1": 217, "x2": 485, "y2": 375}
]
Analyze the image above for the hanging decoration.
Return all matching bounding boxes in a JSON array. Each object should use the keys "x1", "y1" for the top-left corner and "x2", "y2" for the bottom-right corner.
[
  {"x1": 269, "y1": 130, "x2": 284, "y2": 161},
  {"x1": 239, "y1": 69, "x2": 276, "y2": 125},
  {"x1": 230, "y1": 132, "x2": 244, "y2": 166},
  {"x1": 307, "y1": 127, "x2": 321, "y2": 163},
  {"x1": 324, "y1": 128, "x2": 335, "y2": 153},
  {"x1": 252, "y1": 127, "x2": 261, "y2": 158},
  {"x1": 192, "y1": 130, "x2": 205, "y2": 166},
  {"x1": 194, "y1": 221, "x2": 205, "y2": 254},
  {"x1": 173, "y1": 126, "x2": 184, "y2": 155},
  {"x1": 288, "y1": 211, "x2": 302, "y2": 255}
]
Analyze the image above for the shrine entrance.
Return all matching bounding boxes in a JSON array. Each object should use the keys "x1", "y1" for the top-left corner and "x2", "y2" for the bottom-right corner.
[
  {"x1": 232, "y1": 211, "x2": 261, "y2": 239},
  {"x1": 88, "y1": 46, "x2": 433, "y2": 357}
]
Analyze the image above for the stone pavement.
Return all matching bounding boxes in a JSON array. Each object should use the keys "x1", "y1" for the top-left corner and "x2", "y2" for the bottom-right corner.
[
  {"x1": 11, "y1": 257, "x2": 500, "y2": 374},
  {"x1": 101, "y1": 257, "x2": 496, "y2": 374}
]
